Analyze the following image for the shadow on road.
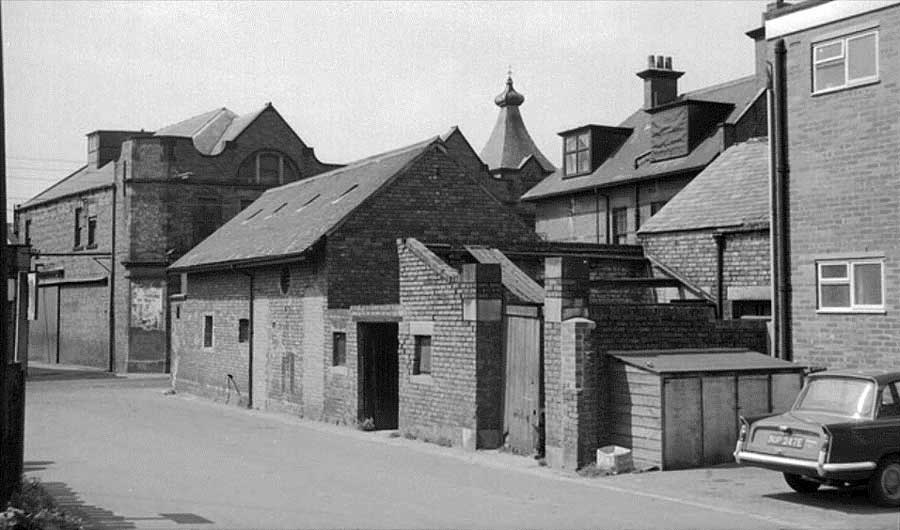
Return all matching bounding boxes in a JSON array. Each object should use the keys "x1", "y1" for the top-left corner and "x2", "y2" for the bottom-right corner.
[
  {"x1": 23, "y1": 460, "x2": 55, "y2": 472},
  {"x1": 763, "y1": 487, "x2": 900, "y2": 515},
  {"x1": 40, "y1": 481, "x2": 137, "y2": 530},
  {"x1": 26, "y1": 365, "x2": 119, "y2": 382}
]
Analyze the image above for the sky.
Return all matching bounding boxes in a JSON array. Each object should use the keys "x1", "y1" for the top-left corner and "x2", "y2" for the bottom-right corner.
[{"x1": 2, "y1": 0, "x2": 769, "y2": 221}]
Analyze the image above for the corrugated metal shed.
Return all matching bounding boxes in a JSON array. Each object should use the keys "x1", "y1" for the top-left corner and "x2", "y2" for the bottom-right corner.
[{"x1": 609, "y1": 347, "x2": 800, "y2": 374}]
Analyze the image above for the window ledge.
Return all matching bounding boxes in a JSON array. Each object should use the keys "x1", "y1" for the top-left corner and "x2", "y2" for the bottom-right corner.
[
  {"x1": 170, "y1": 293, "x2": 187, "y2": 302},
  {"x1": 812, "y1": 78, "x2": 880, "y2": 97},
  {"x1": 816, "y1": 308, "x2": 886, "y2": 315},
  {"x1": 411, "y1": 374, "x2": 433, "y2": 385},
  {"x1": 330, "y1": 365, "x2": 348, "y2": 376}
]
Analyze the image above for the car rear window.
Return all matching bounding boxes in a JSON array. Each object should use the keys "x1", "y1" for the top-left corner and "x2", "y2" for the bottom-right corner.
[{"x1": 795, "y1": 377, "x2": 876, "y2": 418}]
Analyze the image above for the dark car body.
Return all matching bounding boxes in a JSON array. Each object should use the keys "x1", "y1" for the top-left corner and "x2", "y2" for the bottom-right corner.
[{"x1": 734, "y1": 370, "x2": 900, "y2": 505}]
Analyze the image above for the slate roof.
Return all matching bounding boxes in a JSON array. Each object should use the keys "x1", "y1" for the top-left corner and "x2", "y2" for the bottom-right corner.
[
  {"x1": 19, "y1": 162, "x2": 115, "y2": 209},
  {"x1": 638, "y1": 137, "x2": 769, "y2": 234},
  {"x1": 155, "y1": 105, "x2": 268, "y2": 156},
  {"x1": 522, "y1": 75, "x2": 763, "y2": 201},
  {"x1": 170, "y1": 136, "x2": 441, "y2": 271},
  {"x1": 609, "y1": 348, "x2": 804, "y2": 374},
  {"x1": 465, "y1": 246, "x2": 545, "y2": 304},
  {"x1": 480, "y1": 77, "x2": 555, "y2": 174}
]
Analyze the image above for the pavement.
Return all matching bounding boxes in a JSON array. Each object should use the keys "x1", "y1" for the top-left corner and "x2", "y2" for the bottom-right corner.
[{"x1": 22, "y1": 363, "x2": 900, "y2": 530}]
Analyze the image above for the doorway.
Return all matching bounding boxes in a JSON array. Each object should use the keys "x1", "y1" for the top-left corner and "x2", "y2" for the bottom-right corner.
[{"x1": 357, "y1": 322, "x2": 399, "y2": 430}]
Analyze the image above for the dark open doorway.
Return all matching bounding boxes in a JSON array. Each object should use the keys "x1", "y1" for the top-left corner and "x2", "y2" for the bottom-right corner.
[{"x1": 357, "y1": 322, "x2": 399, "y2": 430}]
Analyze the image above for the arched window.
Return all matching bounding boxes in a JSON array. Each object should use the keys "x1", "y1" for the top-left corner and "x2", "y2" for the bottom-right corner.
[{"x1": 237, "y1": 151, "x2": 300, "y2": 185}]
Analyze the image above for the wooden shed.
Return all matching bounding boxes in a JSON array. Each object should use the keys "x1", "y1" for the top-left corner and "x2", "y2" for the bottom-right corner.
[{"x1": 606, "y1": 348, "x2": 806, "y2": 470}]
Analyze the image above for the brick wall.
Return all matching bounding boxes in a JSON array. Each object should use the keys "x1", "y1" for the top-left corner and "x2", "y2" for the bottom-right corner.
[
  {"x1": 641, "y1": 228, "x2": 770, "y2": 312},
  {"x1": 395, "y1": 240, "x2": 505, "y2": 449},
  {"x1": 327, "y1": 147, "x2": 537, "y2": 309},
  {"x1": 172, "y1": 260, "x2": 328, "y2": 410},
  {"x1": 776, "y1": 6, "x2": 900, "y2": 370}
]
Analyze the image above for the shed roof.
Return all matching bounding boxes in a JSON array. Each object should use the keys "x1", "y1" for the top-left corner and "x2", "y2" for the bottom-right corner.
[
  {"x1": 19, "y1": 162, "x2": 115, "y2": 209},
  {"x1": 638, "y1": 137, "x2": 770, "y2": 234},
  {"x1": 522, "y1": 75, "x2": 763, "y2": 201},
  {"x1": 609, "y1": 348, "x2": 804, "y2": 374},
  {"x1": 465, "y1": 246, "x2": 544, "y2": 304},
  {"x1": 170, "y1": 136, "x2": 440, "y2": 271}
]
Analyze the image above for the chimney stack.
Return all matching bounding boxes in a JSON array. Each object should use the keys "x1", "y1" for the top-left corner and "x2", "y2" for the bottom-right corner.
[{"x1": 637, "y1": 55, "x2": 684, "y2": 110}]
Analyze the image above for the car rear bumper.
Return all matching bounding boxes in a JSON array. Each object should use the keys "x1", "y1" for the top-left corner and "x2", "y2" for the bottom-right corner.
[{"x1": 734, "y1": 444, "x2": 876, "y2": 478}]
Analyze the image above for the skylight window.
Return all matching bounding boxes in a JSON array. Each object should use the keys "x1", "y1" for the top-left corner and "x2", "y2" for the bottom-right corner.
[
  {"x1": 296, "y1": 194, "x2": 320, "y2": 212},
  {"x1": 331, "y1": 184, "x2": 359, "y2": 204},
  {"x1": 242, "y1": 208, "x2": 263, "y2": 224},
  {"x1": 265, "y1": 202, "x2": 288, "y2": 219}
]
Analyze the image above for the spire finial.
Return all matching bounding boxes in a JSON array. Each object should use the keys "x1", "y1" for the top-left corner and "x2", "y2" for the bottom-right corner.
[{"x1": 495, "y1": 69, "x2": 524, "y2": 107}]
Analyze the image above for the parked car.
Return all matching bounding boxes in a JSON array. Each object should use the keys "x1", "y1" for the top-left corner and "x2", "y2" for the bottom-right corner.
[{"x1": 734, "y1": 369, "x2": 900, "y2": 507}]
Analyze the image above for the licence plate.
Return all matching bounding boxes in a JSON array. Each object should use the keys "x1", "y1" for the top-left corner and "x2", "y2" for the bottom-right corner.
[{"x1": 767, "y1": 434, "x2": 805, "y2": 448}]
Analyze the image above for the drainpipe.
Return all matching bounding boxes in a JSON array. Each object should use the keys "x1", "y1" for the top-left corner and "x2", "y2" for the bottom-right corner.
[
  {"x1": 773, "y1": 39, "x2": 792, "y2": 361},
  {"x1": 767, "y1": 63, "x2": 779, "y2": 357},
  {"x1": 594, "y1": 188, "x2": 601, "y2": 245},
  {"x1": 714, "y1": 233, "x2": 726, "y2": 320},
  {"x1": 108, "y1": 175, "x2": 117, "y2": 372},
  {"x1": 234, "y1": 266, "x2": 254, "y2": 408},
  {"x1": 604, "y1": 194, "x2": 611, "y2": 244}
]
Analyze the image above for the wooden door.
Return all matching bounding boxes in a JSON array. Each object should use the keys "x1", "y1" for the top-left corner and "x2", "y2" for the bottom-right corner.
[
  {"x1": 663, "y1": 377, "x2": 702, "y2": 469},
  {"x1": 357, "y1": 322, "x2": 399, "y2": 430},
  {"x1": 503, "y1": 305, "x2": 542, "y2": 454},
  {"x1": 28, "y1": 285, "x2": 59, "y2": 364},
  {"x1": 701, "y1": 376, "x2": 737, "y2": 466}
]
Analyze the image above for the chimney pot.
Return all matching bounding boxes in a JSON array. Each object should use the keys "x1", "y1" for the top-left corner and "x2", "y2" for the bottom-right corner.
[
  {"x1": 648, "y1": 55, "x2": 655, "y2": 68},
  {"x1": 656, "y1": 56, "x2": 665, "y2": 68},
  {"x1": 665, "y1": 57, "x2": 672, "y2": 69}
]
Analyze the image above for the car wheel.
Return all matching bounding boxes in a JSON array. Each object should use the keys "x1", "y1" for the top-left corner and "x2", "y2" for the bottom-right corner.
[
  {"x1": 868, "y1": 456, "x2": 900, "y2": 507},
  {"x1": 783, "y1": 472, "x2": 821, "y2": 493}
]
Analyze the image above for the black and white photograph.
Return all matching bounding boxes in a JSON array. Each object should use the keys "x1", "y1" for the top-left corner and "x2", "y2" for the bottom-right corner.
[{"x1": 0, "y1": 1, "x2": 898, "y2": 529}]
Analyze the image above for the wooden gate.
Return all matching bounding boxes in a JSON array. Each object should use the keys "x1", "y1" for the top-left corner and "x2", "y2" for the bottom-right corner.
[
  {"x1": 28, "y1": 285, "x2": 59, "y2": 364},
  {"x1": 503, "y1": 305, "x2": 542, "y2": 454}
]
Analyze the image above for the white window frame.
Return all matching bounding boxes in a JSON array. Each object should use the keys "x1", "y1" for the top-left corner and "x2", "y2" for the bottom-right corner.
[
  {"x1": 812, "y1": 29, "x2": 879, "y2": 95},
  {"x1": 563, "y1": 132, "x2": 591, "y2": 177},
  {"x1": 816, "y1": 258, "x2": 885, "y2": 313}
]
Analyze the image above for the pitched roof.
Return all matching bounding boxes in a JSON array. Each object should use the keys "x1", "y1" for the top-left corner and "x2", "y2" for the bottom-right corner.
[
  {"x1": 465, "y1": 246, "x2": 545, "y2": 304},
  {"x1": 19, "y1": 162, "x2": 115, "y2": 209},
  {"x1": 155, "y1": 105, "x2": 269, "y2": 156},
  {"x1": 522, "y1": 75, "x2": 763, "y2": 201},
  {"x1": 480, "y1": 77, "x2": 555, "y2": 174},
  {"x1": 638, "y1": 137, "x2": 769, "y2": 234},
  {"x1": 170, "y1": 137, "x2": 440, "y2": 271}
]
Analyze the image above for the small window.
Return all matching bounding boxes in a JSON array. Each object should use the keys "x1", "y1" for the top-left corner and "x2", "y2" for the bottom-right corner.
[
  {"x1": 413, "y1": 335, "x2": 432, "y2": 375},
  {"x1": 279, "y1": 266, "x2": 291, "y2": 295},
  {"x1": 563, "y1": 132, "x2": 591, "y2": 176},
  {"x1": 238, "y1": 319, "x2": 250, "y2": 343},
  {"x1": 332, "y1": 332, "x2": 347, "y2": 366},
  {"x1": 331, "y1": 185, "x2": 358, "y2": 204},
  {"x1": 812, "y1": 30, "x2": 878, "y2": 94},
  {"x1": 203, "y1": 315, "x2": 213, "y2": 347},
  {"x1": 74, "y1": 207, "x2": 83, "y2": 248},
  {"x1": 612, "y1": 207, "x2": 628, "y2": 245},
  {"x1": 817, "y1": 259, "x2": 884, "y2": 312},
  {"x1": 238, "y1": 151, "x2": 300, "y2": 185},
  {"x1": 87, "y1": 215, "x2": 97, "y2": 247},
  {"x1": 878, "y1": 383, "x2": 900, "y2": 418}
]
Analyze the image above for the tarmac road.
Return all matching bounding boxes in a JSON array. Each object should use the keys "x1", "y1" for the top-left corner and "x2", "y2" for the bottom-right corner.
[{"x1": 23, "y1": 364, "x2": 900, "y2": 530}]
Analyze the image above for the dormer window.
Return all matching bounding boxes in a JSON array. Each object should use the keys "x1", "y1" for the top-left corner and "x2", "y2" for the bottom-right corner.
[
  {"x1": 238, "y1": 150, "x2": 300, "y2": 186},
  {"x1": 564, "y1": 132, "x2": 591, "y2": 176}
]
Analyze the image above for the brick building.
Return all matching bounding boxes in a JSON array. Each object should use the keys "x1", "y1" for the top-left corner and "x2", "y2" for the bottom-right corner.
[
  {"x1": 764, "y1": 0, "x2": 900, "y2": 370},
  {"x1": 521, "y1": 56, "x2": 768, "y2": 245},
  {"x1": 14, "y1": 103, "x2": 337, "y2": 371},
  {"x1": 168, "y1": 131, "x2": 539, "y2": 423},
  {"x1": 478, "y1": 75, "x2": 555, "y2": 222},
  {"x1": 638, "y1": 138, "x2": 771, "y2": 319}
]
